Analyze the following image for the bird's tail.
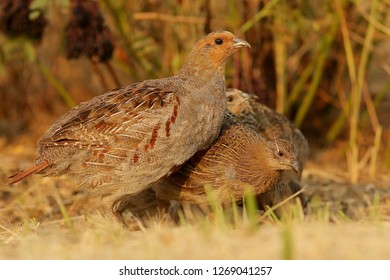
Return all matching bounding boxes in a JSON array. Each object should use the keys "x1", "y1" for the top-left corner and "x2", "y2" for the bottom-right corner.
[{"x1": 8, "y1": 160, "x2": 50, "y2": 185}]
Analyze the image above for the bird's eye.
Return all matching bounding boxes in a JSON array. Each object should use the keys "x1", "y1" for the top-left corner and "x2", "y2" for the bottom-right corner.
[
  {"x1": 278, "y1": 151, "x2": 284, "y2": 157},
  {"x1": 227, "y1": 96, "x2": 233, "y2": 102},
  {"x1": 215, "y1": 38, "x2": 223, "y2": 45}
]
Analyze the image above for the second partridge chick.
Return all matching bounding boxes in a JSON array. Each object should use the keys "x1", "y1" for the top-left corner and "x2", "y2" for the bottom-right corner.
[
  {"x1": 154, "y1": 112, "x2": 299, "y2": 211},
  {"x1": 226, "y1": 88, "x2": 309, "y2": 214},
  {"x1": 227, "y1": 88, "x2": 309, "y2": 165}
]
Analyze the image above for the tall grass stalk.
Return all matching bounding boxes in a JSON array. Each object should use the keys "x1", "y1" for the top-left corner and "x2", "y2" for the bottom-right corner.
[
  {"x1": 325, "y1": 0, "x2": 356, "y2": 144},
  {"x1": 346, "y1": 0, "x2": 378, "y2": 183},
  {"x1": 37, "y1": 61, "x2": 76, "y2": 108},
  {"x1": 258, "y1": 188, "x2": 305, "y2": 223},
  {"x1": 240, "y1": 0, "x2": 280, "y2": 33},
  {"x1": 286, "y1": 57, "x2": 316, "y2": 115},
  {"x1": 362, "y1": 79, "x2": 390, "y2": 127},
  {"x1": 281, "y1": 221, "x2": 293, "y2": 260},
  {"x1": 101, "y1": 0, "x2": 139, "y2": 78},
  {"x1": 361, "y1": 82, "x2": 382, "y2": 178},
  {"x1": 294, "y1": 20, "x2": 338, "y2": 127},
  {"x1": 326, "y1": 78, "x2": 390, "y2": 144},
  {"x1": 274, "y1": 19, "x2": 287, "y2": 113},
  {"x1": 384, "y1": 133, "x2": 390, "y2": 168},
  {"x1": 242, "y1": 190, "x2": 259, "y2": 230},
  {"x1": 51, "y1": 186, "x2": 73, "y2": 230},
  {"x1": 22, "y1": 218, "x2": 40, "y2": 234},
  {"x1": 369, "y1": 125, "x2": 382, "y2": 178},
  {"x1": 204, "y1": 185, "x2": 226, "y2": 227}
]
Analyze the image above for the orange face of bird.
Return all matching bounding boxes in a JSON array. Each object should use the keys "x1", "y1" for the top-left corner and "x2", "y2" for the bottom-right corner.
[{"x1": 192, "y1": 30, "x2": 251, "y2": 71}]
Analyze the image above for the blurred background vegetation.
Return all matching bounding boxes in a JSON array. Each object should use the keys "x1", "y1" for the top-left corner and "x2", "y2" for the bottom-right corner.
[{"x1": 0, "y1": 0, "x2": 389, "y2": 183}]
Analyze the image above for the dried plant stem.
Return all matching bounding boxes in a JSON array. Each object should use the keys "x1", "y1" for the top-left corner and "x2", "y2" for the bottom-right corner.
[
  {"x1": 101, "y1": 0, "x2": 139, "y2": 78},
  {"x1": 385, "y1": 132, "x2": 390, "y2": 168},
  {"x1": 50, "y1": 185, "x2": 73, "y2": 230},
  {"x1": 133, "y1": 12, "x2": 205, "y2": 25},
  {"x1": 326, "y1": 113, "x2": 347, "y2": 143},
  {"x1": 36, "y1": 61, "x2": 76, "y2": 108},
  {"x1": 357, "y1": 4, "x2": 390, "y2": 37},
  {"x1": 361, "y1": 78, "x2": 390, "y2": 127},
  {"x1": 294, "y1": 21, "x2": 337, "y2": 128},
  {"x1": 334, "y1": 1, "x2": 357, "y2": 84},
  {"x1": 274, "y1": 22, "x2": 287, "y2": 113},
  {"x1": 332, "y1": 0, "x2": 355, "y2": 148},
  {"x1": 362, "y1": 83, "x2": 380, "y2": 131},
  {"x1": 347, "y1": 0, "x2": 378, "y2": 183},
  {"x1": 240, "y1": 0, "x2": 280, "y2": 33},
  {"x1": 326, "y1": 78, "x2": 390, "y2": 143},
  {"x1": 104, "y1": 61, "x2": 122, "y2": 88},
  {"x1": 357, "y1": 147, "x2": 373, "y2": 172},
  {"x1": 369, "y1": 125, "x2": 382, "y2": 178},
  {"x1": 286, "y1": 58, "x2": 315, "y2": 115},
  {"x1": 204, "y1": 0, "x2": 212, "y2": 33},
  {"x1": 258, "y1": 187, "x2": 305, "y2": 223},
  {"x1": 90, "y1": 60, "x2": 109, "y2": 91},
  {"x1": 362, "y1": 82, "x2": 382, "y2": 179}
]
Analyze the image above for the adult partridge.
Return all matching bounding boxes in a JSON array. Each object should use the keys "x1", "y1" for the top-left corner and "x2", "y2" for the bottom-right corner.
[
  {"x1": 153, "y1": 111, "x2": 299, "y2": 210},
  {"x1": 226, "y1": 88, "x2": 309, "y2": 214},
  {"x1": 8, "y1": 31, "x2": 250, "y2": 220}
]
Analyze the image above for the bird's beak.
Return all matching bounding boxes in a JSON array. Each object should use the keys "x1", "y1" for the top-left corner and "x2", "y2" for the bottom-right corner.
[
  {"x1": 290, "y1": 161, "x2": 300, "y2": 174},
  {"x1": 232, "y1": 37, "x2": 251, "y2": 49}
]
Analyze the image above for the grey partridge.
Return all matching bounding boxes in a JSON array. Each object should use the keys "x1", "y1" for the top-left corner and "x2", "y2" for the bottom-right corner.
[
  {"x1": 226, "y1": 88, "x2": 309, "y2": 214},
  {"x1": 8, "y1": 31, "x2": 250, "y2": 220},
  {"x1": 153, "y1": 112, "x2": 299, "y2": 210}
]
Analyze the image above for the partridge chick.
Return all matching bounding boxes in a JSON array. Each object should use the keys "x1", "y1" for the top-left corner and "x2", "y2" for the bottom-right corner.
[
  {"x1": 227, "y1": 88, "x2": 308, "y2": 165},
  {"x1": 154, "y1": 112, "x2": 299, "y2": 210},
  {"x1": 226, "y1": 88, "x2": 309, "y2": 214},
  {"x1": 8, "y1": 31, "x2": 250, "y2": 220}
]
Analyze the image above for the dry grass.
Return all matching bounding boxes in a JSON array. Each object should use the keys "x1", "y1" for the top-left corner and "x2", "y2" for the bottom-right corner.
[
  {"x1": 1, "y1": 138, "x2": 390, "y2": 260},
  {"x1": 1, "y1": 217, "x2": 390, "y2": 260}
]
